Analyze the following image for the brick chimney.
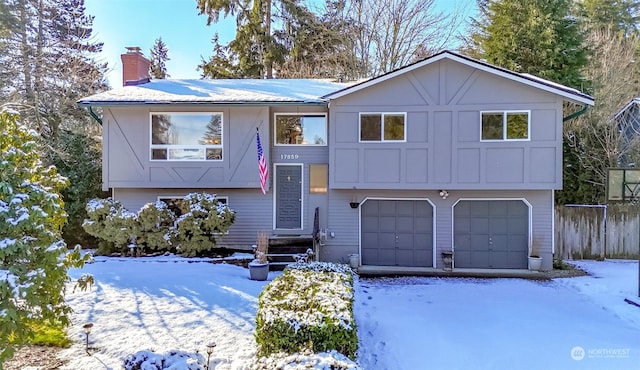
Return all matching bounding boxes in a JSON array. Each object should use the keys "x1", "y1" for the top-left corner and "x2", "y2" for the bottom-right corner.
[{"x1": 121, "y1": 46, "x2": 150, "y2": 86}]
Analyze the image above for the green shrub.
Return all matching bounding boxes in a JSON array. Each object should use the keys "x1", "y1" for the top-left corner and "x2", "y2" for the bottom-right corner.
[
  {"x1": 137, "y1": 201, "x2": 175, "y2": 252},
  {"x1": 255, "y1": 262, "x2": 357, "y2": 360},
  {"x1": 172, "y1": 193, "x2": 236, "y2": 256},
  {"x1": 82, "y1": 198, "x2": 137, "y2": 255},
  {"x1": 83, "y1": 193, "x2": 235, "y2": 256}
]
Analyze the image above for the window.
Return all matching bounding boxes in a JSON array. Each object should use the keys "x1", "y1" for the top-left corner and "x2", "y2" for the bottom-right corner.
[
  {"x1": 309, "y1": 164, "x2": 328, "y2": 194},
  {"x1": 151, "y1": 112, "x2": 223, "y2": 161},
  {"x1": 360, "y1": 113, "x2": 406, "y2": 141},
  {"x1": 275, "y1": 114, "x2": 327, "y2": 145},
  {"x1": 481, "y1": 111, "x2": 529, "y2": 141}
]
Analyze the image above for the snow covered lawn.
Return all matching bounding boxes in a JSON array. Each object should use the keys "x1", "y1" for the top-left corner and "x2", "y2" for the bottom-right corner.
[{"x1": 59, "y1": 257, "x2": 640, "y2": 369}]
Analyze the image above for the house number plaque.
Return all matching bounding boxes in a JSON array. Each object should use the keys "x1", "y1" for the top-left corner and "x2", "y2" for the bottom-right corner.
[{"x1": 280, "y1": 154, "x2": 300, "y2": 160}]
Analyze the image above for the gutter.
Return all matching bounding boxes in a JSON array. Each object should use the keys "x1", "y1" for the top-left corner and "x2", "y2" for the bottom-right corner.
[
  {"x1": 563, "y1": 105, "x2": 589, "y2": 122},
  {"x1": 86, "y1": 106, "x2": 102, "y2": 125}
]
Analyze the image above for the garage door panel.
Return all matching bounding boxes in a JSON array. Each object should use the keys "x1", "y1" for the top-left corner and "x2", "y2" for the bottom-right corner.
[
  {"x1": 508, "y1": 218, "x2": 528, "y2": 234},
  {"x1": 489, "y1": 252, "x2": 508, "y2": 268},
  {"x1": 378, "y1": 249, "x2": 396, "y2": 266},
  {"x1": 397, "y1": 216, "x2": 415, "y2": 233},
  {"x1": 470, "y1": 218, "x2": 489, "y2": 233},
  {"x1": 489, "y1": 202, "x2": 508, "y2": 216},
  {"x1": 362, "y1": 216, "x2": 379, "y2": 232},
  {"x1": 470, "y1": 201, "x2": 489, "y2": 216},
  {"x1": 489, "y1": 218, "x2": 508, "y2": 234},
  {"x1": 361, "y1": 199, "x2": 433, "y2": 267},
  {"x1": 470, "y1": 251, "x2": 490, "y2": 268},
  {"x1": 454, "y1": 200, "x2": 529, "y2": 269},
  {"x1": 490, "y1": 235, "x2": 509, "y2": 252}
]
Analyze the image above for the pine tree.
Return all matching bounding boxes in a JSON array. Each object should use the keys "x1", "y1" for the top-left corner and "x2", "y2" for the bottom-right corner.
[
  {"x1": 467, "y1": 0, "x2": 588, "y2": 90},
  {"x1": 580, "y1": 0, "x2": 639, "y2": 34},
  {"x1": 149, "y1": 37, "x2": 170, "y2": 79},
  {"x1": 0, "y1": 109, "x2": 92, "y2": 366},
  {"x1": 198, "y1": 0, "x2": 280, "y2": 78}
]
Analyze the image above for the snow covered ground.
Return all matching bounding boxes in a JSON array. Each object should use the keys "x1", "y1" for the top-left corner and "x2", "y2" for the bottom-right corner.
[{"x1": 59, "y1": 257, "x2": 640, "y2": 369}]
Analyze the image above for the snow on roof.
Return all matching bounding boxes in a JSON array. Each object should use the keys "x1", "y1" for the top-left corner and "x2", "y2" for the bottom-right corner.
[{"x1": 77, "y1": 78, "x2": 355, "y2": 105}]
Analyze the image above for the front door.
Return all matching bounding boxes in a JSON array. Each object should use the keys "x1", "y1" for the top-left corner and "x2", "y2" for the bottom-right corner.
[{"x1": 275, "y1": 164, "x2": 303, "y2": 229}]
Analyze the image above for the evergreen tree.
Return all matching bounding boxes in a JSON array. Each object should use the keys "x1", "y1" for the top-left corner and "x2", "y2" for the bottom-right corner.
[
  {"x1": 0, "y1": 0, "x2": 107, "y2": 246},
  {"x1": 198, "y1": 33, "x2": 239, "y2": 78},
  {"x1": 149, "y1": 37, "x2": 170, "y2": 79},
  {"x1": 580, "y1": 0, "x2": 639, "y2": 34},
  {"x1": 466, "y1": 0, "x2": 588, "y2": 90},
  {"x1": 0, "y1": 109, "x2": 92, "y2": 366},
  {"x1": 198, "y1": 0, "x2": 281, "y2": 78}
]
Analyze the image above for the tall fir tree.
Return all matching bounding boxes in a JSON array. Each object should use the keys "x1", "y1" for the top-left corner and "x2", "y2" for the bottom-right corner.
[
  {"x1": 197, "y1": 0, "x2": 280, "y2": 78},
  {"x1": 0, "y1": 0, "x2": 108, "y2": 248},
  {"x1": 466, "y1": 0, "x2": 588, "y2": 90},
  {"x1": 0, "y1": 109, "x2": 92, "y2": 366},
  {"x1": 149, "y1": 37, "x2": 170, "y2": 79},
  {"x1": 579, "y1": 0, "x2": 639, "y2": 34}
]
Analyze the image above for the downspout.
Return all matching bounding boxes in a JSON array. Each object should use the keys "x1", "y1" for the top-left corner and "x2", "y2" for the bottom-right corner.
[
  {"x1": 86, "y1": 106, "x2": 102, "y2": 125},
  {"x1": 563, "y1": 105, "x2": 589, "y2": 122}
]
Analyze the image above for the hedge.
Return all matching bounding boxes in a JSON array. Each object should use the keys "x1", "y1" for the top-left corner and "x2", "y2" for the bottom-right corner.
[{"x1": 255, "y1": 262, "x2": 358, "y2": 360}]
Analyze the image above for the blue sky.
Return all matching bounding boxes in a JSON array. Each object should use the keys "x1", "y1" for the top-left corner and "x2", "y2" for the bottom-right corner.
[{"x1": 85, "y1": 0, "x2": 477, "y2": 87}]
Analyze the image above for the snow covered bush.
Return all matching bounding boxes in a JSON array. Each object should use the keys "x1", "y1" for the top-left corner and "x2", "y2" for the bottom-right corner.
[
  {"x1": 82, "y1": 197, "x2": 138, "y2": 255},
  {"x1": 0, "y1": 110, "x2": 92, "y2": 365},
  {"x1": 137, "y1": 201, "x2": 175, "y2": 252},
  {"x1": 83, "y1": 193, "x2": 234, "y2": 256},
  {"x1": 172, "y1": 193, "x2": 236, "y2": 257},
  {"x1": 252, "y1": 349, "x2": 362, "y2": 370},
  {"x1": 123, "y1": 349, "x2": 205, "y2": 370},
  {"x1": 255, "y1": 262, "x2": 357, "y2": 360}
]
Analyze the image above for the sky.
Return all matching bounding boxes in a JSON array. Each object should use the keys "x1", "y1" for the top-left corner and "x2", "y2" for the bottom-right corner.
[
  {"x1": 50, "y1": 257, "x2": 639, "y2": 369},
  {"x1": 84, "y1": 0, "x2": 478, "y2": 88}
]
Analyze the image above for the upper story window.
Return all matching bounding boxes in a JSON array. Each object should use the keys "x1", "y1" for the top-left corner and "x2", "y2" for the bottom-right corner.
[
  {"x1": 275, "y1": 114, "x2": 327, "y2": 145},
  {"x1": 150, "y1": 112, "x2": 223, "y2": 161},
  {"x1": 360, "y1": 113, "x2": 406, "y2": 142},
  {"x1": 481, "y1": 111, "x2": 529, "y2": 141}
]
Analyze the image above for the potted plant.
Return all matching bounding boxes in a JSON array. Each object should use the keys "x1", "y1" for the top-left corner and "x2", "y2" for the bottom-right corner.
[
  {"x1": 528, "y1": 239, "x2": 542, "y2": 271},
  {"x1": 249, "y1": 231, "x2": 269, "y2": 280}
]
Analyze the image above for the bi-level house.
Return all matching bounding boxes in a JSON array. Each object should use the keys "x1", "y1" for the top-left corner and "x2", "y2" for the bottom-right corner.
[{"x1": 78, "y1": 48, "x2": 593, "y2": 271}]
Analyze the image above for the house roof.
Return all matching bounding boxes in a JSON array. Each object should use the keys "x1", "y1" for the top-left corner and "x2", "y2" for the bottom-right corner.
[
  {"x1": 77, "y1": 78, "x2": 355, "y2": 106},
  {"x1": 78, "y1": 50, "x2": 593, "y2": 107},
  {"x1": 321, "y1": 50, "x2": 594, "y2": 106}
]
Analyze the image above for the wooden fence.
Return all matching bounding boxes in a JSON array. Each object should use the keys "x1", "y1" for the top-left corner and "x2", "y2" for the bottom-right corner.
[{"x1": 555, "y1": 204, "x2": 640, "y2": 260}]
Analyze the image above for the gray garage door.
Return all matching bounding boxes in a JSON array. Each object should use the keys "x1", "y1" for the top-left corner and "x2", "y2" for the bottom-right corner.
[
  {"x1": 454, "y1": 200, "x2": 528, "y2": 269},
  {"x1": 361, "y1": 200, "x2": 433, "y2": 267}
]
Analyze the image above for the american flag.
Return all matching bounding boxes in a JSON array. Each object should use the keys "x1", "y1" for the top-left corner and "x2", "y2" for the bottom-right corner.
[{"x1": 256, "y1": 129, "x2": 268, "y2": 194}]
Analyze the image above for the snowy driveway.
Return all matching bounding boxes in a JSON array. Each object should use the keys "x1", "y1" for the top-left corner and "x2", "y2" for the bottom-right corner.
[
  {"x1": 356, "y1": 261, "x2": 640, "y2": 370},
  {"x1": 60, "y1": 258, "x2": 639, "y2": 369}
]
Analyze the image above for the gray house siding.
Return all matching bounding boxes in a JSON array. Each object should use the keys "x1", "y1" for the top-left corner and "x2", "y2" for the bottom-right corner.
[
  {"x1": 320, "y1": 189, "x2": 553, "y2": 270},
  {"x1": 102, "y1": 105, "x2": 271, "y2": 190},
  {"x1": 328, "y1": 59, "x2": 564, "y2": 190}
]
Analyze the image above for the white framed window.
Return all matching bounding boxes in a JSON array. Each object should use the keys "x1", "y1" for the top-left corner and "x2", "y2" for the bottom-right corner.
[
  {"x1": 150, "y1": 112, "x2": 223, "y2": 161},
  {"x1": 359, "y1": 112, "x2": 406, "y2": 142},
  {"x1": 480, "y1": 111, "x2": 530, "y2": 141},
  {"x1": 274, "y1": 113, "x2": 327, "y2": 145}
]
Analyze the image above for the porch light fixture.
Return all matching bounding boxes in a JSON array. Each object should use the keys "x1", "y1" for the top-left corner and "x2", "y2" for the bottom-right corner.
[
  {"x1": 439, "y1": 190, "x2": 449, "y2": 200},
  {"x1": 82, "y1": 322, "x2": 93, "y2": 353},
  {"x1": 349, "y1": 201, "x2": 359, "y2": 209},
  {"x1": 205, "y1": 341, "x2": 216, "y2": 370}
]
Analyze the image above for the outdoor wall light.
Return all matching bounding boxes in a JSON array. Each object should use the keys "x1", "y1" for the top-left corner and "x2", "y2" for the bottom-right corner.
[
  {"x1": 82, "y1": 322, "x2": 93, "y2": 353},
  {"x1": 205, "y1": 341, "x2": 216, "y2": 370},
  {"x1": 439, "y1": 190, "x2": 449, "y2": 200}
]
